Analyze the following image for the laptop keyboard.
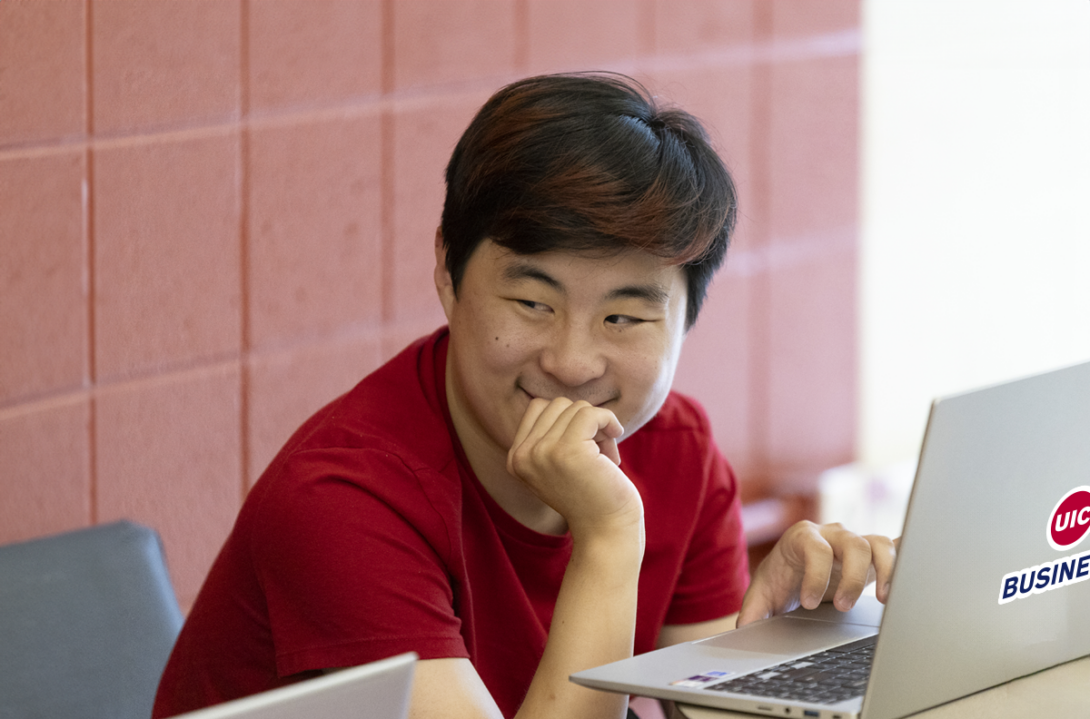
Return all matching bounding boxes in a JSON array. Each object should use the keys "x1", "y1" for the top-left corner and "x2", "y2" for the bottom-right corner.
[{"x1": 704, "y1": 635, "x2": 877, "y2": 705}]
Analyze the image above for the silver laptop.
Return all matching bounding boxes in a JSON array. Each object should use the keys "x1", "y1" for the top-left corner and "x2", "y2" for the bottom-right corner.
[
  {"x1": 170, "y1": 652, "x2": 416, "y2": 719},
  {"x1": 573, "y1": 360, "x2": 1090, "y2": 719}
]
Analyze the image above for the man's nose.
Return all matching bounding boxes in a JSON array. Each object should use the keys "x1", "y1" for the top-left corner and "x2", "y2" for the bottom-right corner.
[{"x1": 539, "y1": 323, "x2": 607, "y2": 389}]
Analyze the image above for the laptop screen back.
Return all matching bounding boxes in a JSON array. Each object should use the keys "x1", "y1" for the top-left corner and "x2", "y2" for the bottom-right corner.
[
  {"x1": 168, "y1": 652, "x2": 416, "y2": 719},
  {"x1": 863, "y1": 361, "x2": 1090, "y2": 719}
]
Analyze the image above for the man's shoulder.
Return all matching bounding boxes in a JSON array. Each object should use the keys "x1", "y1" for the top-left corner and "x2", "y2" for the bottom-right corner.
[
  {"x1": 258, "y1": 328, "x2": 455, "y2": 482},
  {"x1": 335, "y1": 330, "x2": 448, "y2": 442},
  {"x1": 244, "y1": 330, "x2": 463, "y2": 550}
]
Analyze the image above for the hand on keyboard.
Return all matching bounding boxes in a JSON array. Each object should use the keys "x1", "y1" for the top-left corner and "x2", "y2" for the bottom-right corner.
[{"x1": 737, "y1": 522, "x2": 898, "y2": 627}]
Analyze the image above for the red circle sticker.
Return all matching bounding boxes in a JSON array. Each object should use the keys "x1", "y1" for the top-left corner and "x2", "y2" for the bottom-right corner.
[{"x1": 1048, "y1": 486, "x2": 1090, "y2": 551}]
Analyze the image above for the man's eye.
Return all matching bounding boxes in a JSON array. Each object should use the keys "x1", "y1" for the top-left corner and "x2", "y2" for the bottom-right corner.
[
  {"x1": 517, "y1": 299, "x2": 548, "y2": 311},
  {"x1": 605, "y1": 314, "x2": 643, "y2": 325}
]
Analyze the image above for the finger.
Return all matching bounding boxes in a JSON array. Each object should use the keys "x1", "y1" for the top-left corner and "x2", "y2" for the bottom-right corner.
[
  {"x1": 519, "y1": 397, "x2": 575, "y2": 446},
  {"x1": 561, "y1": 404, "x2": 624, "y2": 465},
  {"x1": 581, "y1": 410, "x2": 623, "y2": 466},
  {"x1": 511, "y1": 397, "x2": 552, "y2": 446},
  {"x1": 865, "y1": 534, "x2": 898, "y2": 603},
  {"x1": 510, "y1": 399, "x2": 610, "y2": 480},
  {"x1": 736, "y1": 586, "x2": 775, "y2": 627},
  {"x1": 507, "y1": 397, "x2": 566, "y2": 474},
  {"x1": 539, "y1": 399, "x2": 592, "y2": 443},
  {"x1": 542, "y1": 401, "x2": 624, "y2": 461},
  {"x1": 797, "y1": 530, "x2": 834, "y2": 610},
  {"x1": 823, "y1": 526, "x2": 873, "y2": 611},
  {"x1": 597, "y1": 435, "x2": 621, "y2": 466},
  {"x1": 739, "y1": 521, "x2": 825, "y2": 624}
]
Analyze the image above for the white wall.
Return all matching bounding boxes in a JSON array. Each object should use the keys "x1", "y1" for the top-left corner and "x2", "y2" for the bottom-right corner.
[{"x1": 860, "y1": 0, "x2": 1090, "y2": 466}]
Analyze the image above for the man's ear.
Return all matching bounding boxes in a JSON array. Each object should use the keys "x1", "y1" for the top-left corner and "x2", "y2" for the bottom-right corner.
[{"x1": 434, "y1": 227, "x2": 456, "y2": 321}]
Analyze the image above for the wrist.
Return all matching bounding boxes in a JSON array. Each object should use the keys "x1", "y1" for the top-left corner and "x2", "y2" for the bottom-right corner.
[{"x1": 570, "y1": 511, "x2": 645, "y2": 568}]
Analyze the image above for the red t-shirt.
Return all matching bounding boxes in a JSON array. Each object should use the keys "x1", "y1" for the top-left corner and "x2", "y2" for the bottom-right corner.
[{"x1": 153, "y1": 328, "x2": 748, "y2": 718}]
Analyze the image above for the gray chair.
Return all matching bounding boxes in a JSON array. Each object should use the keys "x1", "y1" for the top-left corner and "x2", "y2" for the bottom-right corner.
[{"x1": 0, "y1": 520, "x2": 183, "y2": 719}]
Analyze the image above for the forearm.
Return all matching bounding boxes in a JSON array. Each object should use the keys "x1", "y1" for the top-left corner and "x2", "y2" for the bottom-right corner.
[{"x1": 516, "y1": 522, "x2": 645, "y2": 719}]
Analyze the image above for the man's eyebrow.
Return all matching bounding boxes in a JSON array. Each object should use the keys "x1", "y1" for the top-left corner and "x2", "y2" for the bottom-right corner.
[
  {"x1": 502, "y1": 262, "x2": 564, "y2": 292},
  {"x1": 606, "y1": 284, "x2": 671, "y2": 306}
]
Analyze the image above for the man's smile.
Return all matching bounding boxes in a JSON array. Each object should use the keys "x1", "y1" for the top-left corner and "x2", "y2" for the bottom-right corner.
[{"x1": 517, "y1": 383, "x2": 618, "y2": 408}]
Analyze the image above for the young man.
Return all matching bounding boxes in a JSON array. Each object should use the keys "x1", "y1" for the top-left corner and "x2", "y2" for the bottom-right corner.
[{"x1": 153, "y1": 74, "x2": 895, "y2": 719}]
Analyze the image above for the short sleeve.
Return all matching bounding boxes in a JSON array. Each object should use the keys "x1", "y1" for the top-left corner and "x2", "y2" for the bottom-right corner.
[{"x1": 250, "y1": 448, "x2": 470, "y2": 676}]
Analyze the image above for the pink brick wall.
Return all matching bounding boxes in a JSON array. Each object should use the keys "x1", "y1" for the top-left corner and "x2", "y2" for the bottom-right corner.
[{"x1": 0, "y1": 0, "x2": 859, "y2": 607}]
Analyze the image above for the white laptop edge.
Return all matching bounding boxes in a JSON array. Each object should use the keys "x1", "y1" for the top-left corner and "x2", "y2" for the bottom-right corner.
[{"x1": 168, "y1": 651, "x2": 417, "y2": 719}]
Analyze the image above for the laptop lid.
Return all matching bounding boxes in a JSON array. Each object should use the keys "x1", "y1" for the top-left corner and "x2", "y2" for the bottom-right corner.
[
  {"x1": 863, "y1": 359, "x2": 1090, "y2": 719},
  {"x1": 169, "y1": 652, "x2": 416, "y2": 719},
  {"x1": 572, "y1": 360, "x2": 1090, "y2": 719}
]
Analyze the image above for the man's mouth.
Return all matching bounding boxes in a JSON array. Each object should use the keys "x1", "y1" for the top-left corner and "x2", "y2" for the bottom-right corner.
[{"x1": 519, "y1": 384, "x2": 616, "y2": 408}]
